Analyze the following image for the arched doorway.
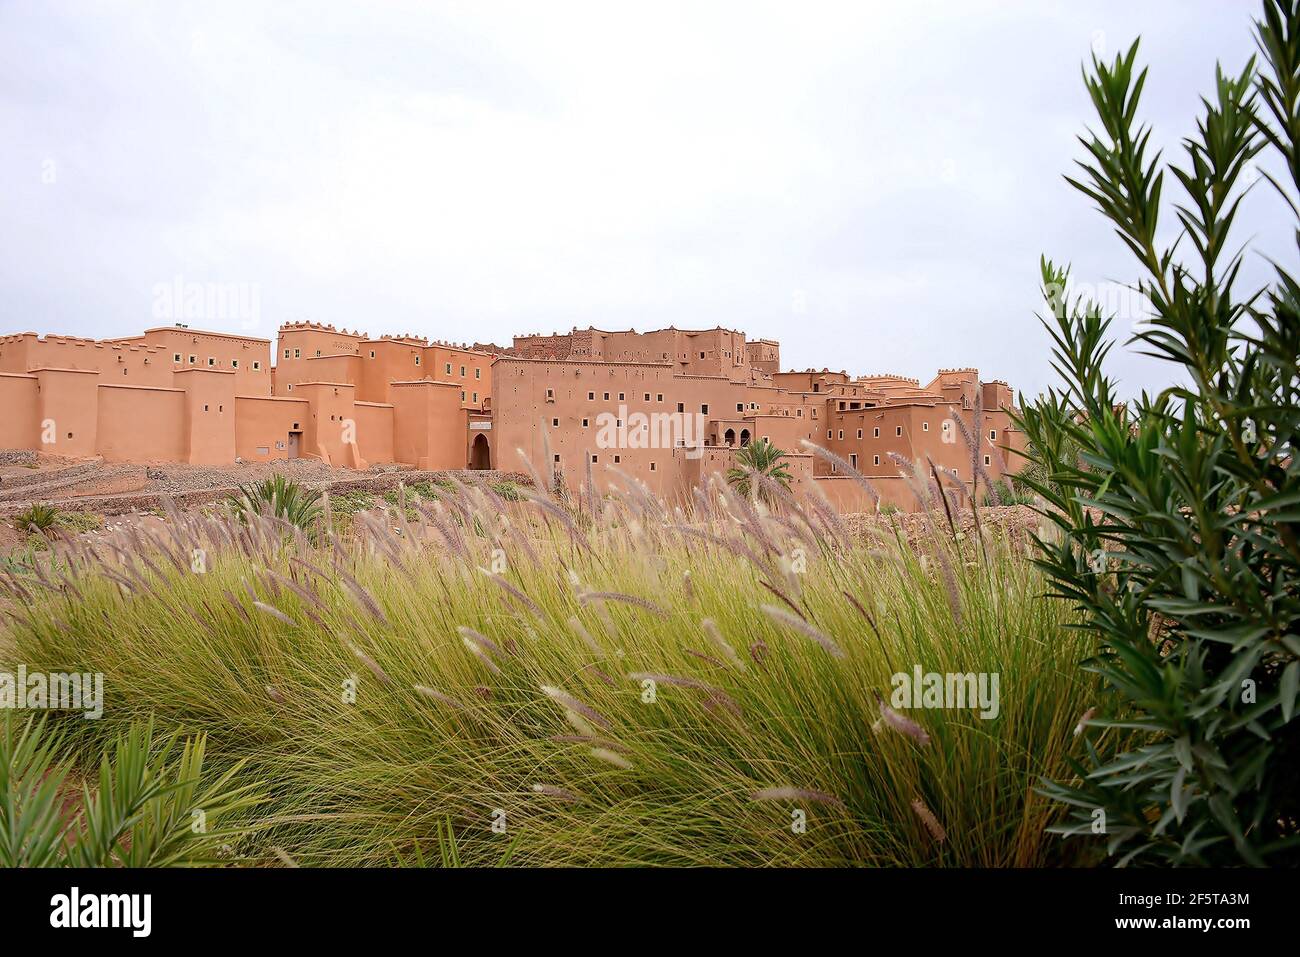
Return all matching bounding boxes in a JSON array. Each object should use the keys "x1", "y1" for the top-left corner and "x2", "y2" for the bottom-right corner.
[
  {"x1": 739, "y1": 429, "x2": 751, "y2": 447},
  {"x1": 470, "y1": 433, "x2": 491, "y2": 470},
  {"x1": 724, "y1": 428, "x2": 736, "y2": 446}
]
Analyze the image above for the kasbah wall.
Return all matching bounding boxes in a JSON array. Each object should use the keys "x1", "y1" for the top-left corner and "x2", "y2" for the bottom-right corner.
[{"x1": 0, "y1": 321, "x2": 1027, "y2": 512}]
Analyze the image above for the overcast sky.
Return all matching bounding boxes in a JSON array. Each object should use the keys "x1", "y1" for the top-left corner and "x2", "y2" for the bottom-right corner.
[{"x1": 0, "y1": 0, "x2": 1289, "y2": 399}]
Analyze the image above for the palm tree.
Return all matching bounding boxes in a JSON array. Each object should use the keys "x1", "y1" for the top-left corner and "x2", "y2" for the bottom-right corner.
[{"x1": 726, "y1": 438, "x2": 792, "y2": 501}]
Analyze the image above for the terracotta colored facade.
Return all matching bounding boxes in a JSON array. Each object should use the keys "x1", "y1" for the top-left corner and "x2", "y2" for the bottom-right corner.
[
  {"x1": 0, "y1": 320, "x2": 1025, "y2": 510},
  {"x1": 492, "y1": 327, "x2": 1025, "y2": 510}
]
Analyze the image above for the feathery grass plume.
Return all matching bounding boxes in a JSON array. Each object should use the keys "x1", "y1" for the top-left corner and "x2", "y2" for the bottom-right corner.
[
  {"x1": 222, "y1": 589, "x2": 251, "y2": 623},
  {"x1": 339, "y1": 571, "x2": 390, "y2": 626},
  {"x1": 911, "y1": 797, "x2": 947, "y2": 844},
  {"x1": 253, "y1": 601, "x2": 296, "y2": 627},
  {"x1": 480, "y1": 568, "x2": 544, "y2": 618},
  {"x1": 760, "y1": 603, "x2": 845, "y2": 658},
  {"x1": 927, "y1": 456, "x2": 959, "y2": 540},
  {"x1": 748, "y1": 639, "x2": 769, "y2": 666},
  {"x1": 540, "y1": 684, "x2": 613, "y2": 731},
  {"x1": 589, "y1": 747, "x2": 633, "y2": 770},
  {"x1": 842, "y1": 590, "x2": 895, "y2": 674},
  {"x1": 952, "y1": 411, "x2": 1003, "y2": 507},
  {"x1": 800, "y1": 439, "x2": 881, "y2": 507},
  {"x1": 461, "y1": 635, "x2": 503, "y2": 676},
  {"x1": 349, "y1": 643, "x2": 394, "y2": 686},
  {"x1": 899, "y1": 453, "x2": 942, "y2": 511},
  {"x1": 523, "y1": 491, "x2": 590, "y2": 551},
  {"x1": 515, "y1": 446, "x2": 550, "y2": 502},
  {"x1": 759, "y1": 578, "x2": 806, "y2": 619},
  {"x1": 531, "y1": 783, "x2": 580, "y2": 802},
  {"x1": 1073, "y1": 706, "x2": 1097, "y2": 737},
  {"x1": 413, "y1": 685, "x2": 464, "y2": 709},
  {"x1": 749, "y1": 786, "x2": 845, "y2": 808},
  {"x1": 457, "y1": 625, "x2": 508, "y2": 660},
  {"x1": 270, "y1": 846, "x2": 299, "y2": 868},
  {"x1": 685, "y1": 648, "x2": 726, "y2": 668},
  {"x1": 682, "y1": 569, "x2": 695, "y2": 601},
  {"x1": 549, "y1": 734, "x2": 629, "y2": 752},
  {"x1": 567, "y1": 614, "x2": 604, "y2": 654},
  {"x1": 578, "y1": 590, "x2": 668, "y2": 618},
  {"x1": 265, "y1": 684, "x2": 287, "y2": 705},
  {"x1": 874, "y1": 691, "x2": 931, "y2": 746},
  {"x1": 701, "y1": 618, "x2": 745, "y2": 670},
  {"x1": 626, "y1": 671, "x2": 707, "y2": 689},
  {"x1": 582, "y1": 663, "x2": 618, "y2": 687}
]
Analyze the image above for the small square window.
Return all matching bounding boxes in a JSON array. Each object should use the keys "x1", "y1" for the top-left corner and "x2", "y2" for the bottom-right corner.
[
  {"x1": 989, "y1": 429, "x2": 997, "y2": 441},
  {"x1": 284, "y1": 349, "x2": 290, "y2": 359},
  {"x1": 984, "y1": 455, "x2": 992, "y2": 466},
  {"x1": 650, "y1": 462, "x2": 656, "y2": 471},
  {"x1": 552, "y1": 418, "x2": 559, "y2": 427},
  {"x1": 656, "y1": 394, "x2": 664, "y2": 402},
  {"x1": 614, "y1": 455, "x2": 621, "y2": 463},
  {"x1": 414, "y1": 355, "x2": 421, "y2": 365},
  {"x1": 838, "y1": 429, "x2": 844, "y2": 440},
  {"x1": 644, "y1": 393, "x2": 650, "y2": 402},
  {"x1": 253, "y1": 361, "x2": 261, "y2": 370},
  {"x1": 294, "y1": 349, "x2": 301, "y2": 358},
  {"x1": 582, "y1": 418, "x2": 589, "y2": 427},
  {"x1": 701, "y1": 404, "x2": 709, "y2": 415},
  {"x1": 923, "y1": 422, "x2": 929, "y2": 431},
  {"x1": 896, "y1": 426, "x2": 902, "y2": 436},
  {"x1": 873, "y1": 455, "x2": 880, "y2": 466},
  {"x1": 189, "y1": 355, "x2": 197, "y2": 364},
  {"x1": 446, "y1": 363, "x2": 452, "y2": 374},
  {"x1": 856, "y1": 429, "x2": 863, "y2": 439},
  {"x1": 588, "y1": 391, "x2": 595, "y2": 400},
  {"x1": 618, "y1": 392, "x2": 625, "y2": 401},
  {"x1": 173, "y1": 353, "x2": 181, "y2": 363},
  {"x1": 475, "y1": 368, "x2": 481, "y2": 379},
  {"x1": 460, "y1": 366, "x2": 466, "y2": 377},
  {"x1": 231, "y1": 359, "x2": 239, "y2": 369},
  {"x1": 604, "y1": 392, "x2": 610, "y2": 401},
  {"x1": 874, "y1": 427, "x2": 880, "y2": 437}
]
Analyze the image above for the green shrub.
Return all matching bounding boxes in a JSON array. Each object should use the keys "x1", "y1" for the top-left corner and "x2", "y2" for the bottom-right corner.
[
  {"x1": 228, "y1": 475, "x2": 322, "y2": 531},
  {"x1": 0, "y1": 715, "x2": 262, "y2": 867},
  {"x1": 12, "y1": 502, "x2": 60, "y2": 535},
  {"x1": 1020, "y1": 0, "x2": 1300, "y2": 865}
]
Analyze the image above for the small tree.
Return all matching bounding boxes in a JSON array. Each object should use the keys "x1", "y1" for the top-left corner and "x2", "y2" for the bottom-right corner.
[
  {"x1": 726, "y1": 439, "x2": 793, "y2": 502},
  {"x1": 1020, "y1": 0, "x2": 1300, "y2": 865}
]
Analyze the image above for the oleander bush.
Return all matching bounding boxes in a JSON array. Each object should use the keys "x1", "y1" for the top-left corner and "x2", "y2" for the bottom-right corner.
[{"x1": 1019, "y1": 0, "x2": 1300, "y2": 865}]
